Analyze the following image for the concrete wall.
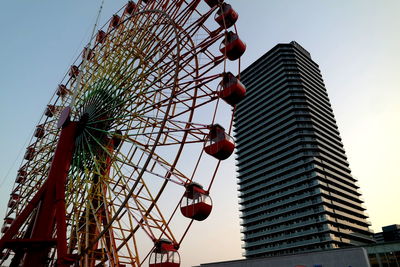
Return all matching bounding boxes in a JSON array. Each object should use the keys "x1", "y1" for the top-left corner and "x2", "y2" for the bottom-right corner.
[{"x1": 196, "y1": 247, "x2": 370, "y2": 267}]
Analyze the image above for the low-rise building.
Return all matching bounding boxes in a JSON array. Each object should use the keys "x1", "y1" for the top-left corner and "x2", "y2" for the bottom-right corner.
[
  {"x1": 374, "y1": 224, "x2": 400, "y2": 243},
  {"x1": 195, "y1": 242, "x2": 400, "y2": 267}
]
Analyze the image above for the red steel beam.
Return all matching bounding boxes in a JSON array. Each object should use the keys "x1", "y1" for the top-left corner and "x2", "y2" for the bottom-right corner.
[
  {"x1": 0, "y1": 120, "x2": 77, "y2": 267},
  {"x1": 23, "y1": 121, "x2": 77, "y2": 267}
]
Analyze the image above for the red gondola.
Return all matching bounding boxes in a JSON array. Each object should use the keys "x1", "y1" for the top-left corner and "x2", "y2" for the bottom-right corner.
[
  {"x1": 219, "y1": 31, "x2": 246, "y2": 61},
  {"x1": 180, "y1": 183, "x2": 212, "y2": 221},
  {"x1": 1, "y1": 225, "x2": 9, "y2": 234},
  {"x1": 17, "y1": 168, "x2": 26, "y2": 178},
  {"x1": 214, "y1": 3, "x2": 238, "y2": 28},
  {"x1": 4, "y1": 217, "x2": 14, "y2": 225},
  {"x1": 69, "y1": 65, "x2": 80, "y2": 78},
  {"x1": 10, "y1": 192, "x2": 20, "y2": 201},
  {"x1": 82, "y1": 47, "x2": 94, "y2": 60},
  {"x1": 109, "y1": 15, "x2": 121, "y2": 29},
  {"x1": 45, "y1": 105, "x2": 56, "y2": 117},
  {"x1": 204, "y1": 0, "x2": 223, "y2": 8},
  {"x1": 34, "y1": 125, "x2": 45, "y2": 138},
  {"x1": 16, "y1": 176, "x2": 26, "y2": 185},
  {"x1": 204, "y1": 124, "x2": 235, "y2": 160},
  {"x1": 8, "y1": 192, "x2": 20, "y2": 207},
  {"x1": 218, "y1": 72, "x2": 246, "y2": 106},
  {"x1": 7, "y1": 199, "x2": 16, "y2": 208},
  {"x1": 56, "y1": 84, "x2": 71, "y2": 97},
  {"x1": 24, "y1": 147, "x2": 35, "y2": 161},
  {"x1": 11, "y1": 187, "x2": 20, "y2": 200},
  {"x1": 123, "y1": 1, "x2": 137, "y2": 16},
  {"x1": 15, "y1": 170, "x2": 26, "y2": 185},
  {"x1": 96, "y1": 30, "x2": 106, "y2": 44},
  {"x1": 149, "y1": 239, "x2": 180, "y2": 267}
]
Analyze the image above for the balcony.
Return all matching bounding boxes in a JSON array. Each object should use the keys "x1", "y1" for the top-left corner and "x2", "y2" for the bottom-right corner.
[
  {"x1": 243, "y1": 236, "x2": 327, "y2": 257},
  {"x1": 241, "y1": 207, "x2": 325, "y2": 233},
  {"x1": 243, "y1": 225, "x2": 331, "y2": 249}
]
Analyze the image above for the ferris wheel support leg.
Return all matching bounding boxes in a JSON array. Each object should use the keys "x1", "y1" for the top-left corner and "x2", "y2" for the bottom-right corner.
[
  {"x1": 54, "y1": 122, "x2": 78, "y2": 267},
  {"x1": 21, "y1": 121, "x2": 78, "y2": 267},
  {"x1": 85, "y1": 140, "x2": 119, "y2": 267},
  {"x1": 0, "y1": 182, "x2": 48, "y2": 252}
]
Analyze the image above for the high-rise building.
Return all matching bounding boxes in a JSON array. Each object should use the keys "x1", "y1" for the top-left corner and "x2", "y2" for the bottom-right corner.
[{"x1": 234, "y1": 41, "x2": 375, "y2": 258}]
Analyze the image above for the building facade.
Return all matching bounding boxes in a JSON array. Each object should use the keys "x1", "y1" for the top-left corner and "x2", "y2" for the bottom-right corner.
[
  {"x1": 374, "y1": 224, "x2": 400, "y2": 243},
  {"x1": 234, "y1": 41, "x2": 374, "y2": 258},
  {"x1": 195, "y1": 247, "x2": 371, "y2": 267},
  {"x1": 196, "y1": 242, "x2": 400, "y2": 267}
]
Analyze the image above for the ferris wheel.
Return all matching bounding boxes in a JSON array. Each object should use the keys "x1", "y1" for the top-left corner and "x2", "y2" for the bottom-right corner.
[{"x1": 0, "y1": 0, "x2": 246, "y2": 266}]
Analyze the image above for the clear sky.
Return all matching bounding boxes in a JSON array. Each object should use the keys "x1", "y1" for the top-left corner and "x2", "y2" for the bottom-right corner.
[{"x1": 0, "y1": 1, "x2": 399, "y2": 267}]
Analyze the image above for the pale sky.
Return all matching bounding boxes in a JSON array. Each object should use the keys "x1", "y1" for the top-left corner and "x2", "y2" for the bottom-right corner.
[{"x1": 0, "y1": 1, "x2": 399, "y2": 267}]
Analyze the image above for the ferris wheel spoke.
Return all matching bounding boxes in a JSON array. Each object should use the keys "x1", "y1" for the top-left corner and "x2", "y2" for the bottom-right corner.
[
  {"x1": 94, "y1": 205, "x2": 139, "y2": 265},
  {"x1": 137, "y1": 191, "x2": 178, "y2": 242},
  {"x1": 123, "y1": 123, "x2": 207, "y2": 145},
  {"x1": 70, "y1": 133, "x2": 124, "y2": 261},
  {"x1": 90, "y1": 86, "x2": 213, "y2": 129},
  {"x1": 80, "y1": 81, "x2": 216, "y2": 136},
  {"x1": 80, "y1": 35, "x2": 182, "y2": 110},
  {"x1": 104, "y1": 19, "x2": 180, "y2": 77},
  {"x1": 116, "y1": 181, "x2": 177, "y2": 245},
  {"x1": 85, "y1": 190, "x2": 122, "y2": 266},
  {"x1": 101, "y1": 178, "x2": 159, "y2": 246},
  {"x1": 108, "y1": 142, "x2": 189, "y2": 186},
  {"x1": 78, "y1": 59, "x2": 177, "y2": 125},
  {"x1": 98, "y1": 151, "x2": 182, "y2": 245},
  {"x1": 78, "y1": 24, "x2": 178, "y2": 118}
]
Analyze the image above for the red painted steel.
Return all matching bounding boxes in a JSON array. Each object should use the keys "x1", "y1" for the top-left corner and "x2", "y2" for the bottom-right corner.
[
  {"x1": 0, "y1": 121, "x2": 77, "y2": 267},
  {"x1": 23, "y1": 121, "x2": 77, "y2": 267},
  {"x1": 0, "y1": 181, "x2": 48, "y2": 250}
]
